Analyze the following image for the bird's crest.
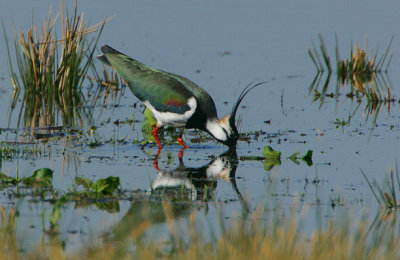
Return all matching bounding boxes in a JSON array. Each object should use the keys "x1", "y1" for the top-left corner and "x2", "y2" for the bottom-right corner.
[{"x1": 229, "y1": 82, "x2": 268, "y2": 128}]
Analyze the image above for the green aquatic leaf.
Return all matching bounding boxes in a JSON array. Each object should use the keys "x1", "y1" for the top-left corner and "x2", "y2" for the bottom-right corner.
[
  {"x1": 75, "y1": 176, "x2": 93, "y2": 190},
  {"x1": 141, "y1": 108, "x2": 157, "y2": 143},
  {"x1": 23, "y1": 168, "x2": 53, "y2": 186},
  {"x1": 141, "y1": 108, "x2": 176, "y2": 144},
  {"x1": 262, "y1": 146, "x2": 281, "y2": 160},
  {"x1": 301, "y1": 150, "x2": 313, "y2": 166},
  {"x1": 92, "y1": 176, "x2": 120, "y2": 194},
  {"x1": 288, "y1": 152, "x2": 301, "y2": 165},
  {"x1": 262, "y1": 146, "x2": 281, "y2": 171},
  {"x1": 95, "y1": 201, "x2": 120, "y2": 213},
  {"x1": 144, "y1": 108, "x2": 157, "y2": 125},
  {"x1": 31, "y1": 168, "x2": 53, "y2": 180},
  {"x1": 0, "y1": 172, "x2": 18, "y2": 184}
]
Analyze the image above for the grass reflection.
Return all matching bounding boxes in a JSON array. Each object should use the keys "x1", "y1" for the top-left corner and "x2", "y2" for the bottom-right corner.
[
  {"x1": 1, "y1": 200, "x2": 400, "y2": 259},
  {"x1": 310, "y1": 71, "x2": 394, "y2": 127}
]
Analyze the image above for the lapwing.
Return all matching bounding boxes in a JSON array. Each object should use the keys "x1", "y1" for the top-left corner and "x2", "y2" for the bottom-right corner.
[{"x1": 98, "y1": 45, "x2": 264, "y2": 151}]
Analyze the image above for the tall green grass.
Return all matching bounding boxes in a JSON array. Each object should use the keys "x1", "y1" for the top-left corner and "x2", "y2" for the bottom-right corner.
[
  {"x1": 308, "y1": 34, "x2": 393, "y2": 103},
  {"x1": 4, "y1": 1, "x2": 109, "y2": 128}
]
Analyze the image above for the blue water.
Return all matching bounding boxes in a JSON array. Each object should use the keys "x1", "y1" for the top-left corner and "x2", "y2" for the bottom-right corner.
[{"x1": 1, "y1": 0, "x2": 400, "y2": 251}]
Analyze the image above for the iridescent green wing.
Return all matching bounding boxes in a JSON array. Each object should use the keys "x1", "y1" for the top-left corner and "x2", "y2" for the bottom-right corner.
[{"x1": 99, "y1": 45, "x2": 193, "y2": 114}]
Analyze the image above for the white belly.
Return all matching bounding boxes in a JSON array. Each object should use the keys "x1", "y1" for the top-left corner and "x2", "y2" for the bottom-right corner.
[{"x1": 143, "y1": 97, "x2": 197, "y2": 127}]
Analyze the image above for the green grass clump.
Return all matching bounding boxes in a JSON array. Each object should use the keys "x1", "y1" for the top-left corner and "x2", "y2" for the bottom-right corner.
[
  {"x1": 308, "y1": 34, "x2": 393, "y2": 103},
  {"x1": 336, "y1": 36, "x2": 393, "y2": 76},
  {"x1": 0, "y1": 142, "x2": 44, "y2": 163},
  {"x1": 4, "y1": 1, "x2": 108, "y2": 128}
]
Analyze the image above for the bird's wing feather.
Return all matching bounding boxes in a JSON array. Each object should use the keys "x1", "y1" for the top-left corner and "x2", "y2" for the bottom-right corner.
[{"x1": 99, "y1": 45, "x2": 193, "y2": 114}]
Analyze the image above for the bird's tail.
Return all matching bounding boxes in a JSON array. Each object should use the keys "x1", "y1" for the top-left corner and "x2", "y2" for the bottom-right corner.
[
  {"x1": 97, "y1": 54, "x2": 111, "y2": 66},
  {"x1": 100, "y1": 45, "x2": 122, "y2": 55}
]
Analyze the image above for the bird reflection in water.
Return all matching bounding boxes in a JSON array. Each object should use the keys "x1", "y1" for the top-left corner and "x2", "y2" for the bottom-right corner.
[
  {"x1": 107, "y1": 149, "x2": 243, "y2": 243},
  {"x1": 148, "y1": 149, "x2": 242, "y2": 202}
]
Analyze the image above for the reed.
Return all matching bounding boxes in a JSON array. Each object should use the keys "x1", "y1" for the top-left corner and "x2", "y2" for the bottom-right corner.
[
  {"x1": 4, "y1": 1, "x2": 108, "y2": 128},
  {"x1": 308, "y1": 34, "x2": 393, "y2": 103}
]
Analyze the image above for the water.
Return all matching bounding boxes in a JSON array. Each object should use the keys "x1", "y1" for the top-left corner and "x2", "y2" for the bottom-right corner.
[{"x1": 1, "y1": 0, "x2": 400, "y2": 252}]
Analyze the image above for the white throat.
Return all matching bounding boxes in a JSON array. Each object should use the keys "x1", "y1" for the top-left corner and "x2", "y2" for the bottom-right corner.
[{"x1": 206, "y1": 116, "x2": 232, "y2": 142}]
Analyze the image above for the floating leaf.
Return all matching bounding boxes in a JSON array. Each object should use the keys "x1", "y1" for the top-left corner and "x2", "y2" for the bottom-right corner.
[
  {"x1": 262, "y1": 146, "x2": 281, "y2": 171},
  {"x1": 92, "y1": 176, "x2": 120, "y2": 195},
  {"x1": 23, "y1": 168, "x2": 53, "y2": 186},
  {"x1": 262, "y1": 160, "x2": 281, "y2": 171},
  {"x1": 75, "y1": 176, "x2": 93, "y2": 190},
  {"x1": 288, "y1": 152, "x2": 300, "y2": 165},
  {"x1": 262, "y1": 146, "x2": 281, "y2": 160},
  {"x1": 0, "y1": 172, "x2": 18, "y2": 184},
  {"x1": 31, "y1": 168, "x2": 53, "y2": 180},
  {"x1": 301, "y1": 150, "x2": 313, "y2": 166}
]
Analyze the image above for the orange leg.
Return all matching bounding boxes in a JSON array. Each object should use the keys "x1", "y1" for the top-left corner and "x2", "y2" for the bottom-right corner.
[
  {"x1": 151, "y1": 125, "x2": 162, "y2": 149},
  {"x1": 178, "y1": 149, "x2": 185, "y2": 158},
  {"x1": 152, "y1": 149, "x2": 161, "y2": 171},
  {"x1": 177, "y1": 131, "x2": 189, "y2": 149}
]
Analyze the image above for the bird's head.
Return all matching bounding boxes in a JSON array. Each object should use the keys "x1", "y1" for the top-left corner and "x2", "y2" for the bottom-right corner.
[{"x1": 207, "y1": 82, "x2": 266, "y2": 150}]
